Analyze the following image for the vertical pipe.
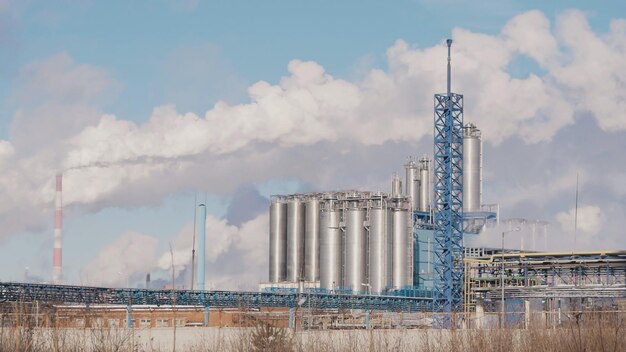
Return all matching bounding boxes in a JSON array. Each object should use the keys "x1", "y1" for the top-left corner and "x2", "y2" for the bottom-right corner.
[
  {"x1": 196, "y1": 204, "x2": 207, "y2": 290},
  {"x1": 204, "y1": 306, "x2": 210, "y2": 327},
  {"x1": 289, "y1": 308, "x2": 295, "y2": 329},
  {"x1": 365, "y1": 310, "x2": 371, "y2": 330},
  {"x1": 126, "y1": 305, "x2": 133, "y2": 328},
  {"x1": 447, "y1": 39, "x2": 452, "y2": 95},
  {"x1": 53, "y1": 173, "x2": 63, "y2": 284}
]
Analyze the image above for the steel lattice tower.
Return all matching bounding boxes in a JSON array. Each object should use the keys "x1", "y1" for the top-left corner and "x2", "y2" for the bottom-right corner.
[{"x1": 433, "y1": 39, "x2": 464, "y2": 326}]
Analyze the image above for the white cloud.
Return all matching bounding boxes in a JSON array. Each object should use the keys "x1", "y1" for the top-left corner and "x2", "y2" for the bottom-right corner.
[
  {"x1": 556, "y1": 205, "x2": 605, "y2": 237},
  {"x1": 151, "y1": 213, "x2": 268, "y2": 289},
  {"x1": 82, "y1": 232, "x2": 159, "y2": 287},
  {"x1": 1, "y1": 9, "x2": 626, "y2": 279}
]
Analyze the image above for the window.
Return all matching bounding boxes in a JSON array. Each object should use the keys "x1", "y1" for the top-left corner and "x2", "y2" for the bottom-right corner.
[
  {"x1": 156, "y1": 319, "x2": 169, "y2": 327},
  {"x1": 139, "y1": 319, "x2": 151, "y2": 328}
]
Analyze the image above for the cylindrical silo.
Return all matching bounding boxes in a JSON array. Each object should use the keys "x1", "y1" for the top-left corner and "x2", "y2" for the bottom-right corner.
[
  {"x1": 344, "y1": 202, "x2": 367, "y2": 293},
  {"x1": 304, "y1": 198, "x2": 320, "y2": 282},
  {"x1": 418, "y1": 157, "x2": 431, "y2": 212},
  {"x1": 405, "y1": 160, "x2": 419, "y2": 210},
  {"x1": 463, "y1": 123, "x2": 482, "y2": 212},
  {"x1": 391, "y1": 204, "x2": 409, "y2": 289},
  {"x1": 391, "y1": 174, "x2": 402, "y2": 197},
  {"x1": 286, "y1": 198, "x2": 305, "y2": 282},
  {"x1": 320, "y1": 199, "x2": 342, "y2": 291},
  {"x1": 368, "y1": 201, "x2": 388, "y2": 294},
  {"x1": 269, "y1": 200, "x2": 287, "y2": 283}
]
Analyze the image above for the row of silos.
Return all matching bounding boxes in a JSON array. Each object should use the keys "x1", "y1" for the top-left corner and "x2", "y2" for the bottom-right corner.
[
  {"x1": 269, "y1": 192, "x2": 413, "y2": 294},
  {"x1": 269, "y1": 196, "x2": 320, "y2": 283}
]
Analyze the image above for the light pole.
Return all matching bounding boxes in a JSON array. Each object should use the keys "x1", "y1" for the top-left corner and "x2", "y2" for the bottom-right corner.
[{"x1": 501, "y1": 227, "x2": 520, "y2": 329}]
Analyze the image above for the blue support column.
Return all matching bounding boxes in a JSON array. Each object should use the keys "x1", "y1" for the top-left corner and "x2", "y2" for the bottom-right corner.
[
  {"x1": 433, "y1": 39, "x2": 464, "y2": 328},
  {"x1": 289, "y1": 308, "x2": 295, "y2": 329},
  {"x1": 126, "y1": 304, "x2": 133, "y2": 328},
  {"x1": 204, "y1": 306, "x2": 210, "y2": 327},
  {"x1": 365, "y1": 310, "x2": 371, "y2": 330}
]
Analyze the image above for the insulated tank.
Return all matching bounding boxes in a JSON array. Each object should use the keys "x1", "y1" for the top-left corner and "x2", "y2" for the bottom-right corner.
[
  {"x1": 319, "y1": 199, "x2": 342, "y2": 291},
  {"x1": 391, "y1": 204, "x2": 409, "y2": 289},
  {"x1": 368, "y1": 200, "x2": 388, "y2": 294},
  {"x1": 304, "y1": 198, "x2": 320, "y2": 282},
  {"x1": 463, "y1": 123, "x2": 482, "y2": 212},
  {"x1": 269, "y1": 200, "x2": 287, "y2": 282},
  {"x1": 286, "y1": 198, "x2": 305, "y2": 282},
  {"x1": 391, "y1": 174, "x2": 402, "y2": 197},
  {"x1": 418, "y1": 157, "x2": 431, "y2": 212},
  {"x1": 405, "y1": 160, "x2": 419, "y2": 210},
  {"x1": 344, "y1": 202, "x2": 366, "y2": 293}
]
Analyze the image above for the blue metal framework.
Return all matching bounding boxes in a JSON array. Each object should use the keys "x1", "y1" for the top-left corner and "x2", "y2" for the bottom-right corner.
[
  {"x1": 433, "y1": 39, "x2": 464, "y2": 322},
  {"x1": 0, "y1": 282, "x2": 432, "y2": 312}
]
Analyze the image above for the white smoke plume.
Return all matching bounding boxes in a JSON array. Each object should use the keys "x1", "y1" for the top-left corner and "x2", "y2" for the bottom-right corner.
[
  {"x1": 82, "y1": 213, "x2": 269, "y2": 289},
  {"x1": 1, "y1": 9, "x2": 626, "y2": 284}
]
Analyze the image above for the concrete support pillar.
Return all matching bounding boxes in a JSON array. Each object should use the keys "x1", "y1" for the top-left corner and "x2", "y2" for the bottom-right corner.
[
  {"x1": 365, "y1": 310, "x2": 371, "y2": 330},
  {"x1": 289, "y1": 308, "x2": 295, "y2": 329},
  {"x1": 126, "y1": 305, "x2": 133, "y2": 328},
  {"x1": 204, "y1": 306, "x2": 210, "y2": 327},
  {"x1": 524, "y1": 299, "x2": 530, "y2": 329}
]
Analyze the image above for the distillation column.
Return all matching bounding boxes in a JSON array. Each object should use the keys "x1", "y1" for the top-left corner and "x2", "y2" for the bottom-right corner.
[{"x1": 463, "y1": 123, "x2": 482, "y2": 212}]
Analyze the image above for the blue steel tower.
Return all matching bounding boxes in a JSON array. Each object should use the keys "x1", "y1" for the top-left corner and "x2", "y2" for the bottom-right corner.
[{"x1": 433, "y1": 39, "x2": 464, "y2": 325}]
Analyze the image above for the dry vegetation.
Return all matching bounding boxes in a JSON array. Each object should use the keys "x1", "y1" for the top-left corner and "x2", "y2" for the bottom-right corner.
[{"x1": 1, "y1": 311, "x2": 625, "y2": 351}]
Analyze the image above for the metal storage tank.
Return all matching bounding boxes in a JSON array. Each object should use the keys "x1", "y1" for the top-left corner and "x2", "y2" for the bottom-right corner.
[
  {"x1": 418, "y1": 157, "x2": 431, "y2": 212},
  {"x1": 463, "y1": 123, "x2": 482, "y2": 212},
  {"x1": 405, "y1": 160, "x2": 419, "y2": 210},
  {"x1": 391, "y1": 204, "x2": 409, "y2": 289},
  {"x1": 286, "y1": 198, "x2": 305, "y2": 282},
  {"x1": 269, "y1": 200, "x2": 287, "y2": 282},
  {"x1": 304, "y1": 198, "x2": 320, "y2": 282},
  {"x1": 368, "y1": 200, "x2": 388, "y2": 294},
  {"x1": 391, "y1": 174, "x2": 402, "y2": 197},
  {"x1": 319, "y1": 199, "x2": 342, "y2": 291},
  {"x1": 344, "y1": 202, "x2": 367, "y2": 293}
]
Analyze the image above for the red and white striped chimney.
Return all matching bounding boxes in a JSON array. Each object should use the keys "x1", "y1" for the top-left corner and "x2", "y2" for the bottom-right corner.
[{"x1": 52, "y1": 173, "x2": 62, "y2": 284}]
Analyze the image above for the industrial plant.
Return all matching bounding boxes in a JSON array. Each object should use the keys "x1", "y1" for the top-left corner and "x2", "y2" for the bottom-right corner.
[{"x1": 1, "y1": 39, "x2": 625, "y2": 342}]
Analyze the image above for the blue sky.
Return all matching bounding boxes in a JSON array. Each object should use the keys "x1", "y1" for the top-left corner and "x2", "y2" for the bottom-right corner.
[{"x1": 0, "y1": 0, "x2": 625, "y2": 288}]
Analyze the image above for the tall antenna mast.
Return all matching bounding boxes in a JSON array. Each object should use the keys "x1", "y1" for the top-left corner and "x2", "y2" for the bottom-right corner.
[
  {"x1": 447, "y1": 38, "x2": 452, "y2": 96},
  {"x1": 433, "y1": 38, "x2": 465, "y2": 327},
  {"x1": 574, "y1": 173, "x2": 579, "y2": 248},
  {"x1": 190, "y1": 193, "x2": 197, "y2": 290}
]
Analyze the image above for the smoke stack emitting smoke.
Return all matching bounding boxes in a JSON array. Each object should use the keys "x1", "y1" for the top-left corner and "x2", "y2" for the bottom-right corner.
[{"x1": 53, "y1": 173, "x2": 62, "y2": 284}]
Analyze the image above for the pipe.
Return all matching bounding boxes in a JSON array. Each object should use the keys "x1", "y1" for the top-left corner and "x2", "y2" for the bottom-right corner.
[
  {"x1": 447, "y1": 39, "x2": 452, "y2": 95},
  {"x1": 196, "y1": 204, "x2": 207, "y2": 290},
  {"x1": 53, "y1": 173, "x2": 62, "y2": 284}
]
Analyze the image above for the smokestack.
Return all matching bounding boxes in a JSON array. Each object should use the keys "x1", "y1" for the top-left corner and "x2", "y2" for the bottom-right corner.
[
  {"x1": 195, "y1": 204, "x2": 207, "y2": 290},
  {"x1": 52, "y1": 173, "x2": 63, "y2": 284},
  {"x1": 146, "y1": 273, "x2": 151, "y2": 289}
]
